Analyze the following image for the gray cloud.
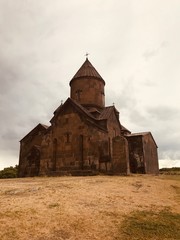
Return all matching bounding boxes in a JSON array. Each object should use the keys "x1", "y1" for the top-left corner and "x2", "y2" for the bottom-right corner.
[
  {"x1": 106, "y1": 76, "x2": 138, "y2": 110},
  {"x1": 145, "y1": 107, "x2": 180, "y2": 161},
  {"x1": 147, "y1": 106, "x2": 180, "y2": 121},
  {"x1": 0, "y1": 0, "x2": 180, "y2": 169},
  {"x1": 0, "y1": 58, "x2": 22, "y2": 94},
  {"x1": 143, "y1": 41, "x2": 168, "y2": 61},
  {"x1": 117, "y1": 104, "x2": 180, "y2": 163}
]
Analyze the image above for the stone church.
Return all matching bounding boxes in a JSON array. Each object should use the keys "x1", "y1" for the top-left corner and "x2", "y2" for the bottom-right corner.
[{"x1": 18, "y1": 58, "x2": 159, "y2": 177}]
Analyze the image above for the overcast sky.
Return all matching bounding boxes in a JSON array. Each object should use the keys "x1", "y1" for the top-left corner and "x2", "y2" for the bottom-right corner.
[{"x1": 0, "y1": 0, "x2": 180, "y2": 170}]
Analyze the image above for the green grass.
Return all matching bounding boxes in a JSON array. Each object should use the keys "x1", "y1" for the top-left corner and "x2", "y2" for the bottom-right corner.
[
  {"x1": 48, "y1": 203, "x2": 60, "y2": 208},
  {"x1": 119, "y1": 209, "x2": 180, "y2": 240}
]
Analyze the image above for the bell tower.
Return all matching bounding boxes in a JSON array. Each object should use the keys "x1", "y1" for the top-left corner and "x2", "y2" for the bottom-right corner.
[{"x1": 69, "y1": 58, "x2": 105, "y2": 109}]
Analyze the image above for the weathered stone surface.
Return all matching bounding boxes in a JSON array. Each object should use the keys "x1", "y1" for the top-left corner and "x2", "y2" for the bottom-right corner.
[
  {"x1": 18, "y1": 58, "x2": 158, "y2": 177},
  {"x1": 112, "y1": 136, "x2": 130, "y2": 174},
  {"x1": 126, "y1": 132, "x2": 159, "y2": 174}
]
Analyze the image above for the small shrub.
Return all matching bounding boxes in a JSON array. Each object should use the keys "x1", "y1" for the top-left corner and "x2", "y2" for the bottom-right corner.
[
  {"x1": 159, "y1": 167, "x2": 180, "y2": 175},
  {"x1": 0, "y1": 165, "x2": 18, "y2": 179},
  {"x1": 48, "y1": 203, "x2": 60, "y2": 208}
]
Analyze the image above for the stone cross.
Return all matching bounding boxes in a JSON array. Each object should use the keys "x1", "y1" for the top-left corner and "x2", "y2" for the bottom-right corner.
[{"x1": 85, "y1": 52, "x2": 89, "y2": 59}]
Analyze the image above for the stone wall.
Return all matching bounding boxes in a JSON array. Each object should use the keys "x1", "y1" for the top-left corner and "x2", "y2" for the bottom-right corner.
[
  {"x1": 112, "y1": 136, "x2": 130, "y2": 174},
  {"x1": 40, "y1": 105, "x2": 109, "y2": 174},
  {"x1": 70, "y1": 78, "x2": 105, "y2": 108},
  {"x1": 142, "y1": 134, "x2": 159, "y2": 174},
  {"x1": 126, "y1": 134, "x2": 159, "y2": 174},
  {"x1": 126, "y1": 136, "x2": 145, "y2": 173},
  {"x1": 18, "y1": 125, "x2": 47, "y2": 177}
]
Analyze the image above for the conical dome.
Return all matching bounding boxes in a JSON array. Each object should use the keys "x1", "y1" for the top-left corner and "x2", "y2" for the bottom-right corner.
[
  {"x1": 69, "y1": 58, "x2": 105, "y2": 109},
  {"x1": 70, "y1": 58, "x2": 105, "y2": 86}
]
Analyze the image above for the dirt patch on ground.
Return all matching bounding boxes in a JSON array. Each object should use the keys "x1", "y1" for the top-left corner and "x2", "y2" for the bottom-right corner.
[{"x1": 0, "y1": 175, "x2": 179, "y2": 240}]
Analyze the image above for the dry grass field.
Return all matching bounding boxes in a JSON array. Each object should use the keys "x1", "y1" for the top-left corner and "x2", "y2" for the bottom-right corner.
[{"x1": 0, "y1": 175, "x2": 179, "y2": 240}]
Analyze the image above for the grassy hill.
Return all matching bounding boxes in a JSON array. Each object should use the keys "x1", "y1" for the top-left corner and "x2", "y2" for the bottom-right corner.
[{"x1": 0, "y1": 175, "x2": 179, "y2": 240}]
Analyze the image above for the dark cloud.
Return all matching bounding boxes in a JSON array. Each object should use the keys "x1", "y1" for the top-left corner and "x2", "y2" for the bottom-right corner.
[{"x1": 0, "y1": 130, "x2": 19, "y2": 156}]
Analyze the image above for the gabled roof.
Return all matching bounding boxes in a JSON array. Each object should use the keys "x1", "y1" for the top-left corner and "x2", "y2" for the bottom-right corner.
[
  {"x1": 20, "y1": 123, "x2": 49, "y2": 142},
  {"x1": 126, "y1": 132, "x2": 158, "y2": 148},
  {"x1": 99, "y1": 106, "x2": 115, "y2": 119},
  {"x1": 98, "y1": 105, "x2": 121, "y2": 130},
  {"x1": 88, "y1": 107, "x2": 101, "y2": 114},
  {"x1": 51, "y1": 98, "x2": 108, "y2": 132},
  {"x1": 126, "y1": 132, "x2": 150, "y2": 137},
  {"x1": 69, "y1": 58, "x2": 105, "y2": 85},
  {"x1": 54, "y1": 103, "x2": 63, "y2": 115},
  {"x1": 98, "y1": 106, "x2": 119, "y2": 120},
  {"x1": 121, "y1": 125, "x2": 131, "y2": 134}
]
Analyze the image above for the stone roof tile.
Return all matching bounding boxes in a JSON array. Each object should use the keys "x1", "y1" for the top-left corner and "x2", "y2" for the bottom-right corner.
[
  {"x1": 70, "y1": 58, "x2": 105, "y2": 85},
  {"x1": 99, "y1": 106, "x2": 114, "y2": 119}
]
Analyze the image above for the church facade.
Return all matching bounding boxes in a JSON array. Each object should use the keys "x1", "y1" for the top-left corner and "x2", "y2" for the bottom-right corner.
[{"x1": 18, "y1": 58, "x2": 159, "y2": 177}]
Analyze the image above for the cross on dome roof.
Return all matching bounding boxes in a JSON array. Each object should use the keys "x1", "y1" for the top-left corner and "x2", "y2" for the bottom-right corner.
[{"x1": 85, "y1": 52, "x2": 89, "y2": 59}]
